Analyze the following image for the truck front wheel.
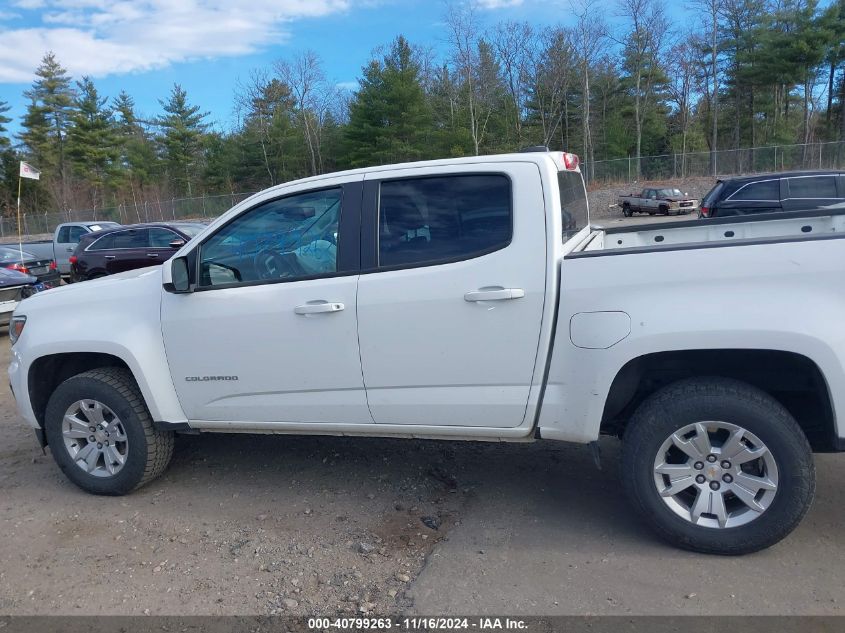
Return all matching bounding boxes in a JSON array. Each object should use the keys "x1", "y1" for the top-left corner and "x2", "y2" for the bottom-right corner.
[
  {"x1": 44, "y1": 367, "x2": 174, "y2": 495},
  {"x1": 621, "y1": 377, "x2": 815, "y2": 554}
]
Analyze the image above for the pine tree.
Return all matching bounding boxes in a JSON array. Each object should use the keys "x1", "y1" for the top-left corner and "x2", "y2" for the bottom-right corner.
[
  {"x1": 156, "y1": 84, "x2": 209, "y2": 196},
  {"x1": 66, "y1": 77, "x2": 119, "y2": 205},
  {"x1": 21, "y1": 52, "x2": 76, "y2": 207},
  {"x1": 345, "y1": 36, "x2": 432, "y2": 167},
  {"x1": 0, "y1": 101, "x2": 11, "y2": 149}
]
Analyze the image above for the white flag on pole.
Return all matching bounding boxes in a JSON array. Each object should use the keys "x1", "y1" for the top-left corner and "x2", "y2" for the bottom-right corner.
[{"x1": 19, "y1": 161, "x2": 40, "y2": 180}]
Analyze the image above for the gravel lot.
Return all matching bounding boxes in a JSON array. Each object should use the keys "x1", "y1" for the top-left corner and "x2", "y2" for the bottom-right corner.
[{"x1": 1, "y1": 332, "x2": 844, "y2": 616}]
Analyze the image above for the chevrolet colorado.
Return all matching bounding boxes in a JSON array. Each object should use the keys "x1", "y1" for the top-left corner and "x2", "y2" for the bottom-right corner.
[{"x1": 8, "y1": 151, "x2": 843, "y2": 554}]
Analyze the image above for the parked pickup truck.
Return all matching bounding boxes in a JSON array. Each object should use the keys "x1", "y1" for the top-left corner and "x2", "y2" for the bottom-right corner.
[
  {"x1": 618, "y1": 187, "x2": 697, "y2": 216},
  {"x1": 6, "y1": 221, "x2": 120, "y2": 278},
  {"x1": 9, "y1": 151, "x2": 843, "y2": 555}
]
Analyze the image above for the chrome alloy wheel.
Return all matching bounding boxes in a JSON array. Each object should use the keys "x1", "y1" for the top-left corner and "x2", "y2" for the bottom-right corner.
[
  {"x1": 61, "y1": 399, "x2": 129, "y2": 478},
  {"x1": 652, "y1": 421, "x2": 779, "y2": 529}
]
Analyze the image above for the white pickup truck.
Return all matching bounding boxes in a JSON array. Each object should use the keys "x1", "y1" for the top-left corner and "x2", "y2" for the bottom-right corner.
[{"x1": 8, "y1": 151, "x2": 842, "y2": 555}]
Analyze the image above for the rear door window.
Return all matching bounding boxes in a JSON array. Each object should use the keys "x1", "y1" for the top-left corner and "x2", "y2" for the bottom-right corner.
[
  {"x1": 112, "y1": 229, "x2": 148, "y2": 249},
  {"x1": 787, "y1": 176, "x2": 838, "y2": 199},
  {"x1": 377, "y1": 174, "x2": 512, "y2": 268},
  {"x1": 729, "y1": 180, "x2": 780, "y2": 201}
]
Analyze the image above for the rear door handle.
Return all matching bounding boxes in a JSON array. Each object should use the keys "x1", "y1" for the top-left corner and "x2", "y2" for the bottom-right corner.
[
  {"x1": 146, "y1": 253, "x2": 159, "y2": 258},
  {"x1": 464, "y1": 287, "x2": 525, "y2": 302},
  {"x1": 294, "y1": 301, "x2": 345, "y2": 315},
  {"x1": 104, "y1": 255, "x2": 116, "y2": 260}
]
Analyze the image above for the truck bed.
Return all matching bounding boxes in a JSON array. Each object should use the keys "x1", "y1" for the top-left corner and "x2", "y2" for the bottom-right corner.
[{"x1": 575, "y1": 209, "x2": 845, "y2": 256}]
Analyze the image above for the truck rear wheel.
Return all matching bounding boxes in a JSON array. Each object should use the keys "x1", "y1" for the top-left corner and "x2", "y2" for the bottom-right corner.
[
  {"x1": 622, "y1": 203, "x2": 632, "y2": 217},
  {"x1": 621, "y1": 377, "x2": 815, "y2": 554},
  {"x1": 44, "y1": 367, "x2": 174, "y2": 495}
]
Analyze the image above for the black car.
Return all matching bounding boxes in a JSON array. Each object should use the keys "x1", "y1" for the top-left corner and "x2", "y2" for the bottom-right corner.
[
  {"x1": 699, "y1": 170, "x2": 845, "y2": 218},
  {"x1": 0, "y1": 246, "x2": 61, "y2": 286},
  {"x1": 0, "y1": 267, "x2": 52, "y2": 326},
  {"x1": 70, "y1": 222, "x2": 206, "y2": 282}
]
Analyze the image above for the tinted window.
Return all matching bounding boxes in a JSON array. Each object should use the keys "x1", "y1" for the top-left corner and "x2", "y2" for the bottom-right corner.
[
  {"x1": 558, "y1": 171, "x2": 588, "y2": 241},
  {"x1": 702, "y1": 182, "x2": 724, "y2": 205},
  {"x1": 112, "y1": 229, "x2": 148, "y2": 249},
  {"x1": 88, "y1": 233, "x2": 115, "y2": 251},
  {"x1": 149, "y1": 228, "x2": 180, "y2": 248},
  {"x1": 199, "y1": 188, "x2": 342, "y2": 287},
  {"x1": 788, "y1": 176, "x2": 838, "y2": 198},
  {"x1": 378, "y1": 175, "x2": 511, "y2": 268},
  {"x1": 730, "y1": 180, "x2": 780, "y2": 201},
  {"x1": 57, "y1": 226, "x2": 70, "y2": 243}
]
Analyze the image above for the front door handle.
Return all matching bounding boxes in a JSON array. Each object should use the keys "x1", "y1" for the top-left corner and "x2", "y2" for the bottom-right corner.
[
  {"x1": 464, "y1": 287, "x2": 525, "y2": 302},
  {"x1": 146, "y1": 253, "x2": 159, "y2": 258},
  {"x1": 104, "y1": 255, "x2": 116, "y2": 260},
  {"x1": 294, "y1": 301, "x2": 345, "y2": 315}
]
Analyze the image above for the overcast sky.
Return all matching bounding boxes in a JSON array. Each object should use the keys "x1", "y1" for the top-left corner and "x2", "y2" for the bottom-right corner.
[{"x1": 0, "y1": 0, "x2": 689, "y2": 135}]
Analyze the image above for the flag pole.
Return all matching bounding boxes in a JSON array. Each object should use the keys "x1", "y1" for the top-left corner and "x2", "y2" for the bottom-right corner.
[{"x1": 16, "y1": 172, "x2": 23, "y2": 267}]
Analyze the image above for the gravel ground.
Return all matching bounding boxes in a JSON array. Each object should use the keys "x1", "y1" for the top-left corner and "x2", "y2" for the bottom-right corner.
[
  {"x1": 1, "y1": 333, "x2": 844, "y2": 617},
  {"x1": 587, "y1": 176, "x2": 717, "y2": 221}
]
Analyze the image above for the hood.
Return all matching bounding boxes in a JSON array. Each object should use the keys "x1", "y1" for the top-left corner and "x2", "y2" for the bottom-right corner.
[
  {"x1": 0, "y1": 266, "x2": 36, "y2": 287},
  {"x1": 20, "y1": 265, "x2": 162, "y2": 312}
]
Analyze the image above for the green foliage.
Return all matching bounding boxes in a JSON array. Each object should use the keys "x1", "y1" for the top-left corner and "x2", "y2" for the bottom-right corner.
[
  {"x1": 345, "y1": 36, "x2": 433, "y2": 167},
  {"x1": 6, "y1": 3, "x2": 845, "y2": 215},
  {"x1": 156, "y1": 84, "x2": 209, "y2": 196}
]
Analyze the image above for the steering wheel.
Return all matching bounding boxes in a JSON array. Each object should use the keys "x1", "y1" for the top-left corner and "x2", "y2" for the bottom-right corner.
[{"x1": 253, "y1": 248, "x2": 306, "y2": 280}]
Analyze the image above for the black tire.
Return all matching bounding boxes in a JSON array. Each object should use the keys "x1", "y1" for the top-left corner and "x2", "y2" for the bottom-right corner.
[
  {"x1": 622, "y1": 204, "x2": 632, "y2": 217},
  {"x1": 647, "y1": 210, "x2": 655, "y2": 215},
  {"x1": 44, "y1": 367, "x2": 174, "y2": 495},
  {"x1": 621, "y1": 377, "x2": 815, "y2": 555},
  {"x1": 659, "y1": 205, "x2": 669, "y2": 215}
]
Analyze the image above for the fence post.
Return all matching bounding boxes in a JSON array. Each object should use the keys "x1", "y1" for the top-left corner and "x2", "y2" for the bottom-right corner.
[
  {"x1": 172, "y1": 198, "x2": 176, "y2": 221},
  {"x1": 627, "y1": 155, "x2": 631, "y2": 182},
  {"x1": 201, "y1": 195, "x2": 206, "y2": 217}
]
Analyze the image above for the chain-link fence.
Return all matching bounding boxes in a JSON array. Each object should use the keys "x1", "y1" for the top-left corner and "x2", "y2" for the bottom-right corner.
[
  {"x1": 4, "y1": 140, "x2": 845, "y2": 241},
  {"x1": 0, "y1": 191, "x2": 257, "y2": 242},
  {"x1": 585, "y1": 140, "x2": 845, "y2": 185}
]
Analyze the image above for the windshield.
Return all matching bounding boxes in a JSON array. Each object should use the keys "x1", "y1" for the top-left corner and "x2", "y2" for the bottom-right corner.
[
  {"x1": 558, "y1": 171, "x2": 589, "y2": 241},
  {"x1": 658, "y1": 188, "x2": 683, "y2": 197}
]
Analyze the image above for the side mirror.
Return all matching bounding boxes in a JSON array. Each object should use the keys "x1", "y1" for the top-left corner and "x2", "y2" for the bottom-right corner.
[
  {"x1": 169, "y1": 238, "x2": 186, "y2": 249},
  {"x1": 165, "y1": 256, "x2": 191, "y2": 293}
]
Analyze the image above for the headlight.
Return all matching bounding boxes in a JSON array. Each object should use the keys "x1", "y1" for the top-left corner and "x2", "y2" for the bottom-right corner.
[{"x1": 9, "y1": 315, "x2": 26, "y2": 345}]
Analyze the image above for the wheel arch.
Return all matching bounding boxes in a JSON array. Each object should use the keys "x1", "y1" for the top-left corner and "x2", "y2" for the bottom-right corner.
[
  {"x1": 28, "y1": 352, "x2": 140, "y2": 442},
  {"x1": 599, "y1": 349, "x2": 837, "y2": 452}
]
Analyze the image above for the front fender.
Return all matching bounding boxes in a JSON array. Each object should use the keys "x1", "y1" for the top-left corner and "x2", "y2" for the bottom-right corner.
[{"x1": 9, "y1": 268, "x2": 187, "y2": 429}]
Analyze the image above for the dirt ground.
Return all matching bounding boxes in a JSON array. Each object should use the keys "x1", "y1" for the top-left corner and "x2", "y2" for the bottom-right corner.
[{"x1": 1, "y1": 333, "x2": 844, "y2": 617}]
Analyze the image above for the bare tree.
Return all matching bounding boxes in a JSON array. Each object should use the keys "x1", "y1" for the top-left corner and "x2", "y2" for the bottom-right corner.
[
  {"x1": 571, "y1": 0, "x2": 608, "y2": 182},
  {"x1": 235, "y1": 69, "x2": 277, "y2": 185},
  {"x1": 492, "y1": 20, "x2": 534, "y2": 144},
  {"x1": 689, "y1": 0, "x2": 722, "y2": 175},
  {"x1": 445, "y1": 1, "x2": 498, "y2": 155},
  {"x1": 666, "y1": 37, "x2": 698, "y2": 176},
  {"x1": 275, "y1": 51, "x2": 333, "y2": 176},
  {"x1": 527, "y1": 26, "x2": 576, "y2": 147},
  {"x1": 616, "y1": 0, "x2": 669, "y2": 180}
]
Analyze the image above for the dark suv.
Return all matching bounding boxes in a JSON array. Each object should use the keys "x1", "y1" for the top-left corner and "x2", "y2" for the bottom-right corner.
[
  {"x1": 699, "y1": 170, "x2": 845, "y2": 218},
  {"x1": 70, "y1": 222, "x2": 206, "y2": 282}
]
